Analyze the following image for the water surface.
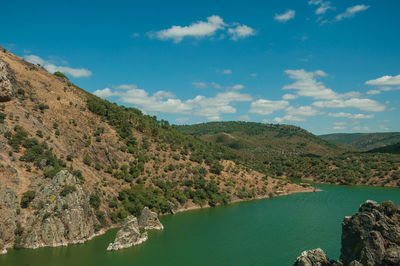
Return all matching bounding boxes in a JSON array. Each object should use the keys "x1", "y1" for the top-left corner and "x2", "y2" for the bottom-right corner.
[{"x1": 1, "y1": 184, "x2": 399, "y2": 266}]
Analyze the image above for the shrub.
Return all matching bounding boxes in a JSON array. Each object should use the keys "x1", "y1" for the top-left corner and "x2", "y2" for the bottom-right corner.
[
  {"x1": 21, "y1": 191, "x2": 36, "y2": 208},
  {"x1": 60, "y1": 185, "x2": 76, "y2": 197},
  {"x1": 0, "y1": 112, "x2": 5, "y2": 123},
  {"x1": 54, "y1": 71, "x2": 69, "y2": 80},
  {"x1": 89, "y1": 194, "x2": 101, "y2": 209}
]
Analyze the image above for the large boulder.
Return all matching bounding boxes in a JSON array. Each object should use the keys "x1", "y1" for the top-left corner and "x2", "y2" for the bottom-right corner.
[
  {"x1": 0, "y1": 187, "x2": 19, "y2": 254},
  {"x1": 294, "y1": 200, "x2": 400, "y2": 266},
  {"x1": 138, "y1": 207, "x2": 164, "y2": 230},
  {"x1": 107, "y1": 216, "x2": 148, "y2": 251}
]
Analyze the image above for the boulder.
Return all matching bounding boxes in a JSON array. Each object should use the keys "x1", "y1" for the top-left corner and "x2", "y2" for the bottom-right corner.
[
  {"x1": 294, "y1": 200, "x2": 400, "y2": 266},
  {"x1": 107, "y1": 216, "x2": 148, "y2": 251},
  {"x1": 138, "y1": 207, "x2": 164, "y2": 230},
  {"x1": 0, "y1": 58, "x2": 14, "y2": 102}
]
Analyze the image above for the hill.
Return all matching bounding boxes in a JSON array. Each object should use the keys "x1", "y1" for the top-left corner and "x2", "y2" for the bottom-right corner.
[
  {"x1": 0, "y1": 48, "x2": 311, "y2": 253},
  {"x1": 175, "y1": 121, "x2": 346, "y2": 157},
  {"x1": 367, "y1": 142, "x2": 400, "y2": 154},
  {"x1": 176, "y1": 122, "x2": 400, "y2": 187},
  {"x1": 319, "y1": 132, "x2": 400, "y2": 151}
]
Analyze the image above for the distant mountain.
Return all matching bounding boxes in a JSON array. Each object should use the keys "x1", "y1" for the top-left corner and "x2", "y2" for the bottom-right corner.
[
  {"x1": 319, "y1": 132, "x2": 400, "y2": 151},
  {"x1": 175, "y1": 121, "x2": 346, "y2": 157},
  {"x1": 367, "y1": 142, "x2": 400, "y2": 154}
]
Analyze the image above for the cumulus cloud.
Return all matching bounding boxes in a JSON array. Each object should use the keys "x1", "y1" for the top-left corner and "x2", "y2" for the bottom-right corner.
[
  {"x1": 335, "y1": 5, "x2": 370, "y2": 21},
  {"x1": 308, "y1": 0, "x2": 334, "y2": 15},
  {"x1": 283, "y1": 69, "x2": 339, "y2": 99},
  {"x1": 94, "y1": 85, "x2": 252, "y2": 121},
  {"x1": 237, "y1": 115, "x2": 251, "y2": 121},
  {"x1": 211, "y1": 82, "x2": 222, "y2": 89},
  {"x1": 149, "y1": 15, "x2": 255, "y2": 43},
  {"x1": 313, "y1": 98, "x2": 386, "y2": 112},
  {"x1": 274, "y1": 106, "x2": 319, "y2": 123},
  {"x1": 274, "y1": 10, "x2": 296, "y2": 23},
  {"x1": 282, "y1": 93, "x2": 298, "y2": 100},
  {"x1": 24, "y1": 54, "x2": 92, "y2": 78},
  {"x1": 249, "y1": 99, "x2": 289, "y2": 115},
  {"x1": 228, "y1": 24, "x2": 256, "y2": 40},
  {"x1": 367, "y1": 90, "x2": 381, "y2": 95},
  {"x1": 327, "y1": 112, "x2": 374, "y2": 119},
  {"x1": 175, "y1": 117, "x2": 189, "y2": 123},
  {"x1": 365, "y1": 74, "x2": 400, "y2": 92},
  {"x1": 230, "y1": 84, "x2": 245, "y2": 90}
]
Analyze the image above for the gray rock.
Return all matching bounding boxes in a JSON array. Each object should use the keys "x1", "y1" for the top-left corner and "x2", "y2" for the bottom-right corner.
[
  {"x1": 21, "y1": 170, "x2": 99, "y2": 249},
  {"x1": 107, "y1": 216, "x2": 148, "y2": 251},
  {"x1": 0, "y1": 187, "x2": 19, "y2": 254},
  {"x1": 294, "y1": 200, "x2": 400, "y2": 266},
  {"x1": 294, "y1": 248, "x2": 332, "y2": 266},
  {"x1": 138, "y1": 207, "x2": 163, "y2": 230},
  {"x1": 0, "y1": 58, "x2": 14, "y2": 102}
]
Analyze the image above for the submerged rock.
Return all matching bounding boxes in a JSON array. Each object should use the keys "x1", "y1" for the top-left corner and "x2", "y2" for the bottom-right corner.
[
  {"x1": 138, "y1": 207, "x2": 164, "y2": 230},
  {"x1": 294, "y1": 200, "x2": 400, "y2": 266},
  {"x1": 107, "y1": 216, "x2": 148, "y2": 251}
]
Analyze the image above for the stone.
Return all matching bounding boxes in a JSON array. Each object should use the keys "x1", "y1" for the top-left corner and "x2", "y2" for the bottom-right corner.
[
  {"x1": 107, "y1": 216, "x2": 148, "y2": 251},
  {"x1": 0, "y1": 187, "x2": 19, "y2": 254},
  {"x1": 293, "y1": 200, "x2": 400, "y2": 266},
  {"x1": 294, "y1": 248, "x2": 332, "y2": 266},
  {"x1": 138, "y1": 207, "x2": 163, "y2": 230},
  {"x1": 0, "y1": 58, "x2": 14, "y2": 102}
]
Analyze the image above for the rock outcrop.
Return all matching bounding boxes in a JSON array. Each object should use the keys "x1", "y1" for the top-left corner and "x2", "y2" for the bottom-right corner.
[
  {"x1": 294, "y1": 200, "x2": 400, "y2": 266},
  {"x1": 107, "y1": 216, "x2": 148, "y2": 251},
  {"x1": 0, "y1": 187, "x2": 19, "y2": 254},
  {"x1": 138, "y1": 207, "x2": 164, "y2": 230},
  {"x1": 0, "y1": 57, "x2": 14, "y2": 102},
  {"x1": 20, "y1": 170, "x2": 100, "y2": 249}
]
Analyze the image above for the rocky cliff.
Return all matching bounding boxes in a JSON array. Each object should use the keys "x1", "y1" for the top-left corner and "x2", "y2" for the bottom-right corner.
[
  {"x1": 107, "y1": 216, "x2": 148, "y2": 251},
  {"x1": 294, "y1": 200, "x2": 400, "y2": 266}
]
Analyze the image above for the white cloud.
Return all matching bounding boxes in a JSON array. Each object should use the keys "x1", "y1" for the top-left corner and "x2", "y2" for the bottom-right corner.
[
  {"x1": 95, "y1": 85, "x2": 252, "y2": 121},
  {"x1": 274, "y1": 106, "x2": 319, "y2": 122},
  {"x1": 327, "y1": 112, "x2": 374, "y2": 119},
  {"x1": 192, "y1": 82, "x2": 208, "y2": 89},
  {"x1": 283, "y1": 69, "x2": 339, "y2": 99},
  {"x1": 334, "y1": 121, "x2": 347, "y2": 126},
  {"x1": 211, "y1": 82, "x2": 222, "y2": 89},
  {"x1": 149, "y1": 15, "x2": 255, "y2": 43},
  {"x1": 223, "y1": 69, "x2": 232, "y2": 75},
  {"x1": 379, "y1": 125, "x2": 389, "y2": 130},
  {"x1": 274, "y1": 10, "x2": 296, "y2": 23},
  {"x1": 367, "y1": 89, "x2": 381, "y2": 95},
  {"x1": 175, "y1": 117, "x2": 189, "y2": 123},
  {"x1": 230, "y1": 84, "x2": 245, "y2": 90},
  {"x1": 151, "y1": 15, "x2": 225, "y2": 43},
  {"x1": 24, "y1": 54, "x2": 92, "y2": 78},
  {"x1": 237, "y1": 115, "x2": 251, "y2": 121},
  {"x1": 228, "y1": 24, "x2": 256, "y2": 40},
  {"x1": 365, "y1": 74, "x2": 400, "y2": 92},
  {"x1": 282, "y1": 93, "x2": 298, "y2": 100},
  {"x1": 308, "y1": 0, "x2": 334, "y2": 15},
  {"x1": 313, "y1": 98, "x2": 386, "y2": 112},
  {"x1": 333, "y1": 126, "x2": 346, "y2": 130},
  {"x1": 249, "y1": 99, "x2": 289, "y2": 115},
  {"x1": 335, "y1": 5, "x2": 370, "y2": 21}
]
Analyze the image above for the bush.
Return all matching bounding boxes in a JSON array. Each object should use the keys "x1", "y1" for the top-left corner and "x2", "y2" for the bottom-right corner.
[
  {"x1": 60, "y1": 185, "x2": 76, "y2": 197},
  {"x1": 54, "y1": 71, "x2": 69, "y2": 80},
  {"x1": 21, "y1": 191, "x2": 36, "y2": 208},
  {"x1": 0, "y1": 112, "x2": 5, "y2": 123},
  {"x1": 90, "y1": 194, "x2": 101, "y2": 209}
]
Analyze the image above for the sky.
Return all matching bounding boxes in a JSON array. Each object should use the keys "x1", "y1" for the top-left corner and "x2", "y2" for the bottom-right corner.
[{"x1": 2, "y1": 0, "x2": 400, "y2": 134}]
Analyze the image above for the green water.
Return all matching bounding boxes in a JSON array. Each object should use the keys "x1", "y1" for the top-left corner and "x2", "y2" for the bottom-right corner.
[{"x1": 1, "y1": 184, "x2": 400, "y2": 266}]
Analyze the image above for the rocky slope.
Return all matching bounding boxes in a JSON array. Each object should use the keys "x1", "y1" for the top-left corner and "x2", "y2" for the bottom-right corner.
[
  {"x1": 294, "y1": 200, "x2": 400, "y2": 266},
  {"x1": 0, "y1": 47, "x2": 314, "y2": 254}
]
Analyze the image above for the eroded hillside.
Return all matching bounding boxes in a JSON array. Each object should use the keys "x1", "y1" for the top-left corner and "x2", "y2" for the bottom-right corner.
[{"x1": 0, "y1": 48, "x2": 313, "y2": 254}]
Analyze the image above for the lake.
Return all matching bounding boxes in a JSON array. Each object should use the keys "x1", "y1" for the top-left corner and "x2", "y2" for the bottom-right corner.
[{"x1": 1, "y1": 184, "x2": 399, "y2": 266}]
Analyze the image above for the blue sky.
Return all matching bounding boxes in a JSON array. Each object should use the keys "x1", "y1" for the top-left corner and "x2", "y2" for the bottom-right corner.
[{"x1": 2, "y1": 0, "x2": 400, "y2": 134}]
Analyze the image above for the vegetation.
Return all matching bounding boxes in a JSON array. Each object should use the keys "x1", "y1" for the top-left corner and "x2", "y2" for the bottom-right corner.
[
  {"x1": 53, "y1": 71, "x2": 69, "y2": 80},
  {"x1": 367, "y1": 142, "x2": 400, "y2": 154},
  {"x1": 21, "y1": 191, "x2": 36, "y2": 208}
]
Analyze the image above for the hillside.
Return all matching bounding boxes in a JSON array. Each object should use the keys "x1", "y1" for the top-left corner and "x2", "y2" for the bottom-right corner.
[
  {"x1": 176, "y1": 122, "x2": 400, "y2": 187},
  {"x1": 367, "y1": 142, "x2": 400, "y2": 154},
  {"x1": 175, "y1": 121, "x2": 346, "y2": 157},
  {"x1": 0, "y1": 48, "x2": 312, "y2": 254},
  {"x1": 319, "y1": 132, "x2": 400, "y2": 151}
]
